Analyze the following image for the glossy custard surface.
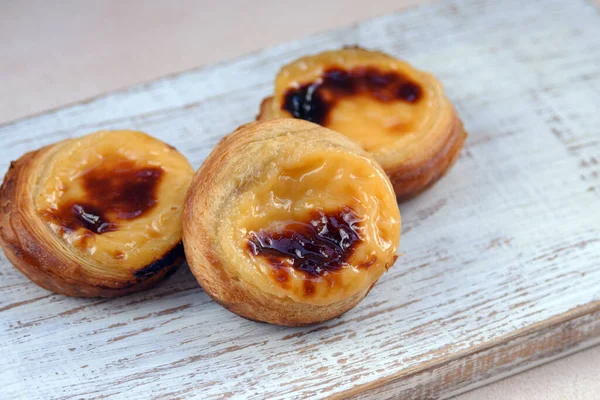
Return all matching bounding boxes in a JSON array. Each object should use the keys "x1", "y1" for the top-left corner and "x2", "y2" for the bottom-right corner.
[
  {"x1": 247, "y1": 207, "x2": 362, "y2": 277},
  {"x1": 282, "y1": 67, "x2": 422, "y2": 125},
  {"x1": 42, "y1": 158, "x2": 163, "y2": 235},
  {"x1": 269, "y1": 48, "x2": 448, "y2": 154},
  {"x1": 34, "y1": 131, "x2": 193, "y2": 278},
  {"x1": 227, "y1": 148, "x2": 400, "y2": 306}
]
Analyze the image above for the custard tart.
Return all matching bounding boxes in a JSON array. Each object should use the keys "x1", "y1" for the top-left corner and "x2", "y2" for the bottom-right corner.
[
  {"x1": 0, "y1": 130, "x2": 194, "y2": 297},
  {"x1": 258, "y1": 47, "x2": 467, "y2": 200},
  {"x1": 183, "y1": 119, "x2": 401, "y2": 326}
]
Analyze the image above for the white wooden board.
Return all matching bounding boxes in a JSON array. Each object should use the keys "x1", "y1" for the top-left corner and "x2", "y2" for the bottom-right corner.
[{"x1": 1, "y1": 0, "x2": 599, "y2": 398}]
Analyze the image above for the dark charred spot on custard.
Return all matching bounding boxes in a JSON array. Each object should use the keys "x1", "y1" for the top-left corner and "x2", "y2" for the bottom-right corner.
[
  {"x1": 42, "y1": 158, "x2": 163, "y2": 238},
  {"x1": 246, "y1": 207, "x2": 363, "y2": 278},
  {"x1": 134, "y1": 243, "x2": 183, "y2": 278},
  {"x1": 282, "y1": 67, "x2": 422, "y2": 125}
]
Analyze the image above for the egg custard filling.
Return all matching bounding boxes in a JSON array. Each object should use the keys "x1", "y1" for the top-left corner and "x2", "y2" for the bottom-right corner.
[
  {"x1": 224, "y1": 148, "x2": 400, "y2": 306},
  {"x1": 262, "y1": 48, "x2": 455, "y2": 156},
  {"x1": 34, "y1": 130, "x2": 193, "y2": 281}
]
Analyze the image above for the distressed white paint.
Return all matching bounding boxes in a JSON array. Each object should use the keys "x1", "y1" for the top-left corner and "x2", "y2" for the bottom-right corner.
[{"x1": 1, "y1": 0, "x2": 599, "y2": 398}]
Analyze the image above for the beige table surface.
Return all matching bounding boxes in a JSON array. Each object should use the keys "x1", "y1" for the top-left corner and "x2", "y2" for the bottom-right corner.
[{"x1": 1, "y1": 1, "x2": 599, "y2": 399}]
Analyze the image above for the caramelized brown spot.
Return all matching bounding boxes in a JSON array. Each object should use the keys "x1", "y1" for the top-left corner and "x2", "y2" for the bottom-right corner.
[
  {"x1": 134, "y1": 243, "x2": 183, "y2": 278},
  {"x1": 272, "y1": 268, "x2": 289, "y2": 283},
  {"x1": 76, "y1": 229, "x2": 95, "y2": 250},
  {"x1": 270, "y1": 267, "x2": 290, "y2": 289},
  {"x1": 246, "y1": 207, "x2": 363, "y2": 277},
  {"x1": 282, "y1": 67, "x2": 422, "y2": 125},
  {"x1": 303, "y1": 281, "x2": 316, "y2": 296},
  {"x1": 42, "y1": 158, "x2": 163, "y2": 237}
]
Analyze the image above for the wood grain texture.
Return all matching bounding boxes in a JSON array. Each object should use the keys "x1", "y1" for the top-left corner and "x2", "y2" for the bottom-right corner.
[{"x1": 1, "y1": 0, "x2": 599, "y2": 398}]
